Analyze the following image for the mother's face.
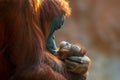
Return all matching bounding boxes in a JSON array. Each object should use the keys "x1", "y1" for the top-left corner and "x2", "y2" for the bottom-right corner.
[
  {"x1": 49, "y1": 15, "x2": 64, "y2": 34},
  {"x1": 45, "y1": 15, "x2": 65, "y2": 54}
]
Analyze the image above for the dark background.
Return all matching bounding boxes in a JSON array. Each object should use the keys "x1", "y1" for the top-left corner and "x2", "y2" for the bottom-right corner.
[{"x1": 55, "y1": 0, "x2": 120, "y2": 80}]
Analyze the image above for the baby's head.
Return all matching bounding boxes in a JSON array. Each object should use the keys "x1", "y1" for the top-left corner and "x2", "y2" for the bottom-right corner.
[
  {"x1": 59, "y1": 41, "x2": 72, "y2": 49},
  {"x1": 57, "y1": 41, "x2": 86, "y2": 59}
]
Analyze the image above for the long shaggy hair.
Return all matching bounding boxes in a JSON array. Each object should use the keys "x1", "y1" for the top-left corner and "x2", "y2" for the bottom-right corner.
[
  {"x1": 39, "y1": 0, "x2": 71, "y2": 37},
  {"x1": 0, "y1": 0, "x2": 71, "y2": 80}
]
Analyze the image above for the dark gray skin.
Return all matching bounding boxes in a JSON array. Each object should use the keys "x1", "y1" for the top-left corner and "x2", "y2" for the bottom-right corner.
[{"x1": 46, "y1": 15, "x2": 64, "y2": 54}]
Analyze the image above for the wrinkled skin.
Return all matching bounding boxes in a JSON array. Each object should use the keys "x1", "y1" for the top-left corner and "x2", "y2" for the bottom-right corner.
[{"x1": 46, "y1": 15, "x2": 64, "y2": 54}]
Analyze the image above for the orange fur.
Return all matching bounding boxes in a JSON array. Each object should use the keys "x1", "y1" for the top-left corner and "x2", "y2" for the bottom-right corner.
[{"x1": 0, "y1": 0, "x2": 88, "y2": 80}]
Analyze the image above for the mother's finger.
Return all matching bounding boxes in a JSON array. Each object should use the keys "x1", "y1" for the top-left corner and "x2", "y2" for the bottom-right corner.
[
  {"x1": 64, "y1": 59, "x2": 79, "y2": 69},
  {"x1": 67, "y1": 56, "x2": 91, "y2": 64},
  {"x1": 65, "y1": 59, "x2": 89, "y2": 74}
]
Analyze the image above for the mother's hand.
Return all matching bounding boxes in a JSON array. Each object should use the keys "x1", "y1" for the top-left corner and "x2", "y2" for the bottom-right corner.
[
  {"x1": 64, "y1": 56, "x2": 91, "y2": 75},
  {"x1": 57, "y1": 44, "x2": 91, "y2": 79}
]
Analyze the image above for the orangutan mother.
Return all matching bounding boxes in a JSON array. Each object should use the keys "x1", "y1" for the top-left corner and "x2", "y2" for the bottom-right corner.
[{"x1": 0, "y1": 0, "x2": 90, "y2": 80}]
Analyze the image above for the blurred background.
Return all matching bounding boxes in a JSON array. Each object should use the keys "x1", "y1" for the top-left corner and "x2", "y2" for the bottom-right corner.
[{"x1": 55, "y1": 0, "x2": 120, "y2": 80}]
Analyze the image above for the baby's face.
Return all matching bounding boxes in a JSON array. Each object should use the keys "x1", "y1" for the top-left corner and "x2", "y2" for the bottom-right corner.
[{"x1": 60, "y1": 41, "x2": 71, "y2": 49}]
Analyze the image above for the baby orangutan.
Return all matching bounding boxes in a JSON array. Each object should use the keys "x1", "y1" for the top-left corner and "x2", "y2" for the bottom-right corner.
[
  {"x1": 57, "y1": 41, "x2": 87, "y2": 59},
  {"x1": 57, "y1": 41, "x2": 91, "y2": 76}
]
